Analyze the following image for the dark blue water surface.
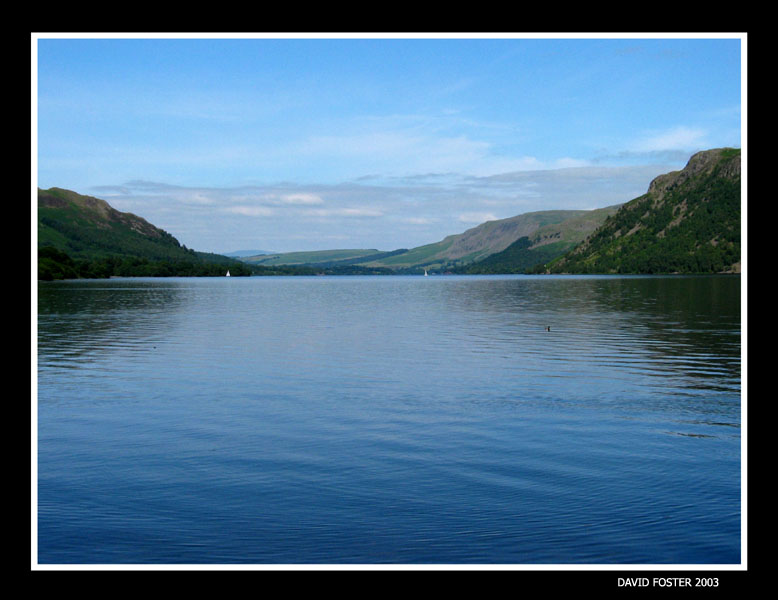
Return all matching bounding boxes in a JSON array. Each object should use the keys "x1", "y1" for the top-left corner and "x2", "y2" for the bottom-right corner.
[{"x1": 36, "y1": 275, "x2": 742, "y2": 565}]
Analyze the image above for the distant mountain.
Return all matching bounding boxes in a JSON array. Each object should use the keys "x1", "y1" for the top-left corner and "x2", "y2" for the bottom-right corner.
[
  {"x1": 38, "y1": 187, "x2": 251, "y2": 279},
  {"x1": 237, "y1": 208, "x2": 622, "y2": 274},
  {"x1": 459, "y1": 204, "x2": 622, "y2": 274},
  {"x1": 366, "y1": 210, "x2": 595, "y2": 272},
  {"x1": 543, "y1": 148, "x2": 741, "y2": 274},
  {"x1": 242, "y1": 248, "x2": 385, "y2": 266},
  {"x1": 39, "y1": 147, "x2": 741, "y2": 280}
]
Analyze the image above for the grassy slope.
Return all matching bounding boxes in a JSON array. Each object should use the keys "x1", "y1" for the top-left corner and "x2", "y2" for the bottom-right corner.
[
  {"x1": 239, "y1": 207, "x2": 622, "y2": 273},
  {"x1": 38, "y1": 187, "x2": 190, "y2": 261},
  {"x1": 242, "y1": 248, "x2": 381, "y2": 266},
  {"x1": 37, "y1": 187, "x2": 251, "y2": 278},
  {"x1": 366, "y1": 210, "x2": 590, "y2": 271},
  {"x1": 462, "y1": 204, "x2": 622, "y2": 273}
]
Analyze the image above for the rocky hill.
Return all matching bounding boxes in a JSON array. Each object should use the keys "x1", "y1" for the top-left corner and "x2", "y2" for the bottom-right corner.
[{"x1": 543, "y1": 148, "x2": 741, "y2": 274}]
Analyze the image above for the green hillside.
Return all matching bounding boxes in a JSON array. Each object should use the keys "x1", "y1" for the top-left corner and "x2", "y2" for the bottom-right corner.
[
  {"x1": 238, "y1": 206, "x2": 625, "y2": 275},
  {"x1": 459, "y1": 237, "x2": 571, "y2": 274},
  {"x1": 373, "y1": 210, "x2": 592, "y2": 272},
  {"x1": 238, "y1": 209, "x2": 600, "y2": 274},
  {"x1": 363, "y1": 238, "x2": 454, "y2": 269},
  {"x1": 243, "y1": 248, "x2": 381, "y2": 266},
  {"x1": 543, "y1": 148, "x2": 741, "y2": 274},
  {"x1": 38, "y1": 187, "x2": 252, "y2": 279},
  {"x1": 460, "y1": 204, "x2": 622, "y2": 274},
  {"x1": 39, "y1": 147, "x2": 741, "y2": 280}
]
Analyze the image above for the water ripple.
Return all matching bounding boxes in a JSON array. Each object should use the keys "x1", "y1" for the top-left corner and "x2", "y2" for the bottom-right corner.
[{"x1": 37, "y1": 276, "x2": 741, "y2": 564}]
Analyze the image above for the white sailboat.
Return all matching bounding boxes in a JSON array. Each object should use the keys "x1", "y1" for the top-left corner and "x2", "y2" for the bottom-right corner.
[
  {"x1": 424, "y1": 268, "x2": 428, "y2": 277},
  {"x1": 226, "y1": 270, "x2": 231, "y2": 277}
]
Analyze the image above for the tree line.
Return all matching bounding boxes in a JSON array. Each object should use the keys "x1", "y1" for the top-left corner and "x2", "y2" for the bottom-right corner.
[{"x1": 38, "y1": 246, "x2": 253, "y2": 280}]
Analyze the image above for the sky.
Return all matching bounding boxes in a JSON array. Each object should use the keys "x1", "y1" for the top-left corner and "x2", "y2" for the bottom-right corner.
[{"x1": 33, "y1": 34, "x2": 744, "y2": 254}]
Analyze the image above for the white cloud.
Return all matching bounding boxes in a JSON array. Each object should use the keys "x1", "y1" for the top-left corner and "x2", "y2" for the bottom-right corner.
[
  {"x1": 632, "y1": 126, "x2": 708, "y2": 152},
  {"x1": 280, "y1": 193, "x2": 323, "y2": 205},
  {"x1": 226, "y1": 206, "x2": 275, "y2": 217},
  {"x1": 302, "y1": 207, "x2": 384, "y2": 218},
  {"x1": 291, "y1": 118, "x2": 566, "y2": 179},
  {"x1": 400, "y1": 217, "x2": 435, "y2": 225},
  {"x1": 551, "y1": 157, "x2": 592, "y2": 169},
  {"x1": 226, "y1": 192, "x2": 324, "y2": 206},
  {"x1": 90, "y1": 159, "x2": 681, "y2": 254},
  {"x1": 459, "y1": 212, "x2": 497, "y2": 224},
  {"x1": 185, "y1": 193, "x2": 217, "y2": 205}
]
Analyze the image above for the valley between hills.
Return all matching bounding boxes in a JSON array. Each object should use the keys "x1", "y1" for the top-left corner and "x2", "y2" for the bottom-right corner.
[{"x1": 37, "y1": 148, "x2": 741, "y2": 280}]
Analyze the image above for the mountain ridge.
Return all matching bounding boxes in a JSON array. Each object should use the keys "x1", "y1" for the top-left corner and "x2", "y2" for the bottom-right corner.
[
  {"x1": 37, "y1": 147, "x2": 742, "y2": 279},
  {"x1": 543, "y1": 148, "x2": 741, "y2": 274},
  {"x1": 460, "y1": 203, "x2": 623, "y2": 274},
  {"x1": 362, "y1": 210, "x2": 586, "y2": 271},
  {"x1": 244, "y1": 207, "x2": 617, "y2": 273}
]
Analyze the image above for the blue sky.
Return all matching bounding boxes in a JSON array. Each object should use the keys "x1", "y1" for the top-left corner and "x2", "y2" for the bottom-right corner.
[{"x1": 34, "y1": 34, "x2": 743, "y2": 254}]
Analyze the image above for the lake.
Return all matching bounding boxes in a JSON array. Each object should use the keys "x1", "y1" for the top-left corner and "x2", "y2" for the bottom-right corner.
[{"x1": 35, "y1": 274, "x2": 742, "y2": 565}]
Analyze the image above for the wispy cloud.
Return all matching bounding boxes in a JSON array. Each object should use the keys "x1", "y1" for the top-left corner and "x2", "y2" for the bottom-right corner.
[
  {"x1": 283, "y1": 111, "x2": 594, "y2": 180},
  {"x1": 85, "y1": 143, "x2": 693, "y2": 252},
  {"x1": 301, "y1": 207, "x2": 384, "y2": 218},
  {"x1": 459, "y1": 212, "x2": 498, "y2": 224},
  {"x1": 631, "y1": 126, "x2": 708, "y2": 153},
  {"x1": 226, "y1": 206, "x2": 275, "y2": 217},
  {"x1": 91, "y1": 157, "x2": 682, "y2": 253},
  {"x1": 399, "y1": 216, "x2": 436, "y2": 225},
  {"x1": 279, "y1": 193, "x2": 324, "y2": 205}
]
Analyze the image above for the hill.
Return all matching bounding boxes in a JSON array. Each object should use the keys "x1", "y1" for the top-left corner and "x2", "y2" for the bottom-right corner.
[
  {"x1": 244, "y1": 209, "x2": 612, "y2": 274},
  {"x1": 458, "y1": 204, "x2": 622, "y2": 274},
  {"x1": 39, "y1": 147, "x2": 741, "y2": 279},
  {"x1": 38, "y1": 187, "x2": 252, "y2": 279},
  {"x1": 243, "y1": 248, "x2": 387, "y2": 266},
  {"x1": 367, "y1": 210, "x2": 597, "y2": 272},
  {"x1": 542, "y1": 148, "x2": 741, "y2": 274}
]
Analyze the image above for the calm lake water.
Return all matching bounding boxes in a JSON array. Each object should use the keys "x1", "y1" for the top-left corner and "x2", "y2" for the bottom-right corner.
[{"x1": 36, "y1": 274, "x2": 742, "y2": 565}]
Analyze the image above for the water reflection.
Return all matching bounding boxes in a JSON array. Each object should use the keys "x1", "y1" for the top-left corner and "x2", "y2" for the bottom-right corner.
[
  {"x1": 38, "y1": 275, "x2": 741, "y2": 407},
  {"x1": 431, "y1": 275, "x2": 741, "y2": 434},
  {"x1": 36, "y1": 275, "x2": 742, "y2": 564},
  {"x1": 38, "y1": 279, "x2": 189, "y2": 370},
  {"x1": 435, "y1": 275, "x2": 740, "y2": 384}
]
